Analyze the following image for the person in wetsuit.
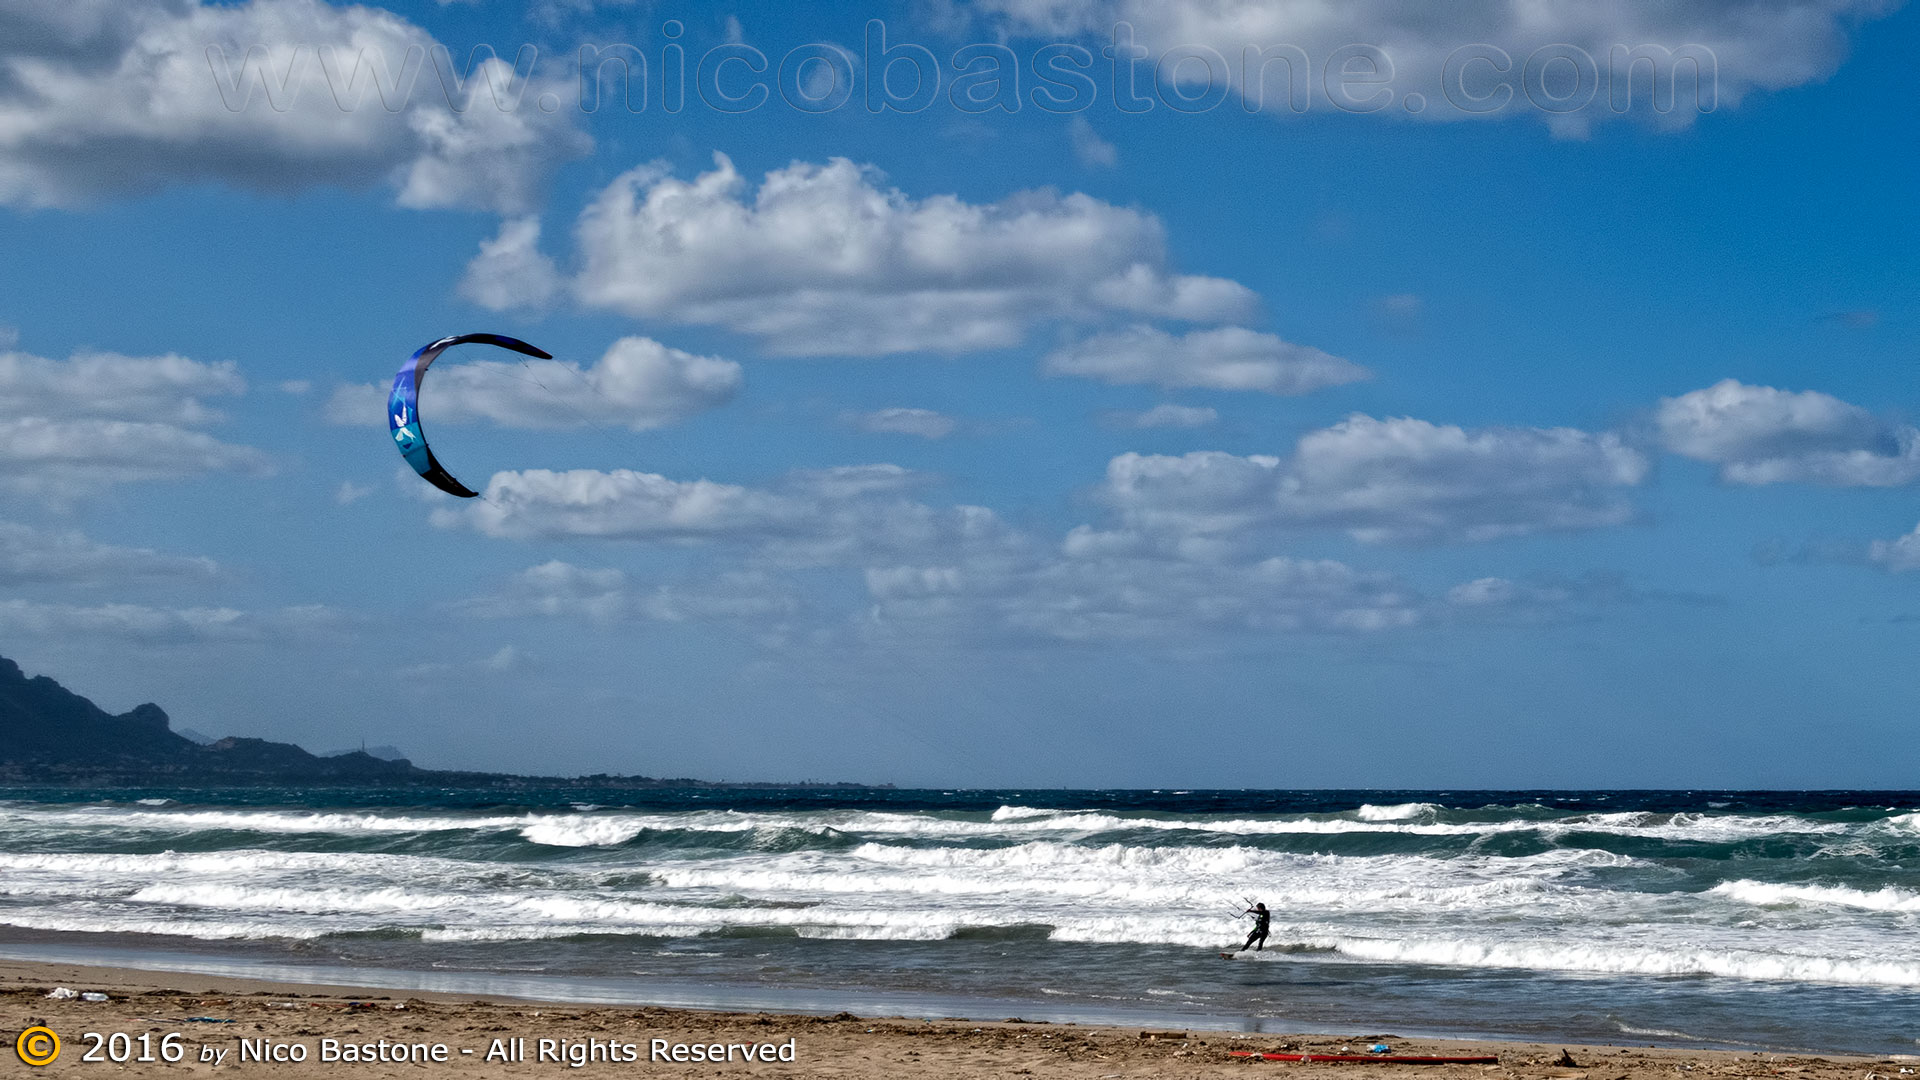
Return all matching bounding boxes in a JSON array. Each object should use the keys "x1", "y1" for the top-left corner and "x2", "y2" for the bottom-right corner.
[{"x1": 1238, "y1": 902, "x2": 1271, "y2": 952}]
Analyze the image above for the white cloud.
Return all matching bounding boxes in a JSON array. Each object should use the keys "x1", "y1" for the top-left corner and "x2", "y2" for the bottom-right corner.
[
  {"x1": 1375, "y1": 293, "x2": 1423, "y2": 320},
  {"x1": 0, "y1": 349, "x2": 245, "y2": 424},
  {"x1": 1045, "y1": 325, "x2": 1368, "y2": 395},
  {"x1": 279, "y1": 380, "x2": 312, "y2": 395},
  {"x1": 458, "y1": 217, "x2": 563, "y2": 310},
  {"x1": 436, "y1": 458, "x2": 1448, "y2": 643},
  {"x1": 0, "y1": 419, "x2": 269, "y2": 497},
  {"x1": 0, "y1": 600, "x2": 341, "y2": 644},
  {"x1": 1068, "y1": 116, "x2": 1117, "y2": 167},
  {"x1": 1654, "y1": 379, "x2": 1920, "y2": 486},
  {"x1": 328, "y1": 336, "x2": 740, "y2": 431},
  {"x1": 432, "y1": 443, "x2": 1662, "y2": 643},
  {"x1": 464, "y1": 560, "x2": 630, "y2": 623},
  {"x1": 469, "y1": 153, "x2": 1256, "y2": 355},
  {"x1": 866, "y1": 549, "x2": 1424, "y2": 641},
  {"x1": 1444, "y1": 571, "x2": 1664, "y2": 621},
  {"x1": 0, "y1": 347, "x2": 267, "y2": 497},
  {"x1": 1870, "y1": 524, "x2": 1920, "y2": 573},
  {"x1": 461, "y1": 560, "x2": 798, "y2": 626},
  {"x1": 844, "y1": 407, "x2": 958, "y2": 439},
  {"x1": 1107, "y1": 403, "x2": 1218, "y2": 429},
  {"x1": 0, "y1": 521, "x2": 218, "y2": 586},
  {"x1": 0, "y1": 0, "x2": 588, "y2": 210},
  {"x1": 436, "y1": 464, "x2": 1012, "y2": 570},
  {"x1": 335, "y1": 480, "x2": 373, "y2": 505},
  {"x1": 968, "y1": 0, "x2": 1894, "y2": 127},
  {"x1": 1095, "y1": 414, "x2": 1649, "y2": 545}
]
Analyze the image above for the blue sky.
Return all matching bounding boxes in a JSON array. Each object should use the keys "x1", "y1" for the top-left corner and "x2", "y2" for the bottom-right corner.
[{"x1": 0, "y1": 0, "x2": 1915, "y2": 787}]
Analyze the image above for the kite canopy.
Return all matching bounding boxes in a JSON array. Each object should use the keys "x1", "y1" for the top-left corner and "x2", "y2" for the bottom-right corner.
[{"x1": 388, "y1": 333, "x2": 552, "y2": 498}]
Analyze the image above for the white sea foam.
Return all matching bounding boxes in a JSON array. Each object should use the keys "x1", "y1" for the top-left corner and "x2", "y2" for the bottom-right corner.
[
  {"x1": 1355, "y1": 803, "x2": 1438, "y2": 821},
  {"x1": 2, "y1": 799, "x2": 1915, "y2": 999},
  {"x1": 0, "y1": 803, "x2": 1867, "y2": 849},
  {"x1": 1322, "y1": 934, "x2": 1920, "y2": 988},
  {"x1": 1710, "y1": 880, "x2": 1920, "y2": 913}
]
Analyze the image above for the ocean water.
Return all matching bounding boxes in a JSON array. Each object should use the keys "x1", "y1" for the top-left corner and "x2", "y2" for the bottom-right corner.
[{"x1": 0, "y1": 788, "x2": 1915, "y2": 1055}]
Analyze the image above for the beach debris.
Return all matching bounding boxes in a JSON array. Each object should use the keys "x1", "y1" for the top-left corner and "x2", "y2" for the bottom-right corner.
[
  {"x1": 80, "y1": 992, "x2": 108, "y2": 1002},
  {"x1": 1557, "y1": 1050, "x2": 1582, "y2": 1067},
  {"x1": 44, "y1": 987, "x2": 77, "y2": 1000},
  {"x1": 1372, "y1": 1044, "x2": 1394, "y2": 1053},
  {"x1": 1140, "y1": 1031, "x2": 1189, "y2": 1041},
  {"x1": 1231, "y1": 1052, "x2": 1503, "y2": 1065}
]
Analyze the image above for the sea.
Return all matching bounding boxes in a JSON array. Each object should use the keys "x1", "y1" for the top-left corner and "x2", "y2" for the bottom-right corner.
[{"x1": 0, "y1": 788, "x2": 1915, "y2": 1055}]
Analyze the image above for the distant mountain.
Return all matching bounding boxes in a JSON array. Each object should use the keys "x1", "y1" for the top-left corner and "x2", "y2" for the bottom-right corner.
[
  {"x1": 323, "y1": 745, "x2": 409, "y2": 762},
  {"x1": 0, "y1": 653, "x2": 882, "y2": 790},
  {"x1": 0, "y1": 654, "x2": 422, "y2": 785},
  {"x1": 174, "y1": 727, "x2": 218, "y2": 746}
]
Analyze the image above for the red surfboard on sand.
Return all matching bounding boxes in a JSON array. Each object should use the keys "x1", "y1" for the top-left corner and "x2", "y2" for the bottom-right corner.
[{"x1": 1229, "y1": 1052, "x2": 1501, "y2": 1064}]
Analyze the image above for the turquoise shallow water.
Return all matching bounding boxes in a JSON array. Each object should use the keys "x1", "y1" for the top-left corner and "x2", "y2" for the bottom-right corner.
[{"x1": 0, "y1": 788, "x2": 1915, "y2": 1054}]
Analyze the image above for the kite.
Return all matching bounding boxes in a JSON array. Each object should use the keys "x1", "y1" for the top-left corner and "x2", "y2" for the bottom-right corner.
[{"x1": 388, "y1": 333, "x2": 551, "y2": 498}]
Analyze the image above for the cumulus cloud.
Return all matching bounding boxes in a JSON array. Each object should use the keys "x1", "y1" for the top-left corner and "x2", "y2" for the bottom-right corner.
[
  {"x1": 1045, "y1": 325, "x2": 1368, "y2": 395},
  {"x1": 436, "y1": 456, "x2": 1474, "y2": 643},
  {"x1": 1444, "y1": 571, "x2": 1707, "y2": 621},
  {"x1": 0, "y1": 600, "x2": 341, "y2": 644},
  {"x1": 467, "y1": 152, "x2": 1256, "y2": 355},
  {"x1": 461, "y1": 560, "x2": 799, "y2": 625},
  {"x1": 328, "y1": 336, "x2": 740, "y2": 431},
  {"x1": 843, "y1": 408, "x2": 958, "y2": 439},
  {"x1": 1870, "y1": 524, "x2": 1920, "y2": 573},
  {"x1": 436, "y1": 463, "x2": 1013, "y2": 569},
  {"x1": 967, "y1": 0, "x2": 1894, "y2": 127},
  {"x1": 866, "y1": 549, "x2": 1424, "y2": 641},
  {"x1": 443, "y1": 469, "x2": 811, "y2": 543},
  {"x1": 1068, "y1": 115, "x2": 1117, "y2": 167},
  {"x1": 1105, "y1": 403, "x2": 1218, "y2": 429},
  {"x1": 0, "y1": 349, "x2": 245, "y2": 424},
  {"x1": 458, "y1": 217, "x2": 563, "y2": 310},
  {"x1": 0, "y1": 0, "x2": 588, "y2": 210},
  {"x1": 0, "y1": 346, "x2": 267, "y2": 496},
  {"x1": 1094, "y1": 414, "x2": 1649, "y2": 545},
  {"x1": 0, "y1": 420, "x2": 269, "y2": 496},
  {"x1": 0, "y1": 521, "x2": 218, "y2": 586},
  {"x1": 1654, "y1": 379, "x2": 1920, "y2": 486}
]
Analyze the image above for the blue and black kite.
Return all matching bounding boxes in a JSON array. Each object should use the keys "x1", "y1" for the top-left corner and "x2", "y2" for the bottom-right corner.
[{"x1": 388, "y1": 333, "x2": 551, "y2": 498}]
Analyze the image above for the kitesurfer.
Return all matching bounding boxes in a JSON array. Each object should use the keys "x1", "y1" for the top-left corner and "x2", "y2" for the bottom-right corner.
[{"x1": 1237, "y1": 902, "x2": 1270, "y2": 952}]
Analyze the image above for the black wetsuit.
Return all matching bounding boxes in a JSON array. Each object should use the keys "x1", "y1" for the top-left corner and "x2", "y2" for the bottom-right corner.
[{"x1": 1239, "y1": 907, "x2": 1271, "y2": 952}]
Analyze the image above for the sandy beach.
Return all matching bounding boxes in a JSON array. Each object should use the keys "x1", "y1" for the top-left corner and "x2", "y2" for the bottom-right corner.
[{"x1": 1, "y1": 958, "x2": 1904, "y2": 1080}]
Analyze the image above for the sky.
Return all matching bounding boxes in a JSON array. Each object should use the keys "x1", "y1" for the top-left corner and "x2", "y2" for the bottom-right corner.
[{"x1": 0, "y1": 0, "x2": 1915, "y2": 788}]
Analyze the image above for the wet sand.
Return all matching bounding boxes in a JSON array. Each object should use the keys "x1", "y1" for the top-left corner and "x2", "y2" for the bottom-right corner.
[{"x1": 1, "y1": 958, "x2": 1906, "y2": 1079}]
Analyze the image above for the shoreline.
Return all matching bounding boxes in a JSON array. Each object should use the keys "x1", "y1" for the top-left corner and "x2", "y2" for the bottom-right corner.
[
  {"x1": 2, "y1": 957, "x2": 1904, "y2": 1079},
  {"x1": 0, "y1": 940, "x2": 1269, "y2": 1035}
]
